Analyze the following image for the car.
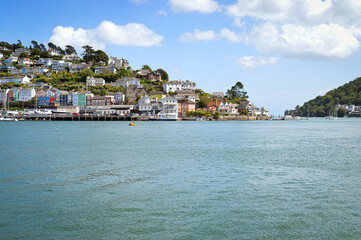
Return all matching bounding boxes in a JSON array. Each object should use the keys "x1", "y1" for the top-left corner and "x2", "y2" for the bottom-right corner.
[{"x1": 72, "y1": 113, "x2": 80, "y2": 116}]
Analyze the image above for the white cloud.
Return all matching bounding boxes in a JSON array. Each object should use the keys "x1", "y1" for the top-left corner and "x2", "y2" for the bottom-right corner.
[
  {"x1": 179, "y1": 29, "x2": 218, "y2": 42},
  {"x1": 236, "y1": 56, "x2": 278, "y2": 69},
  {"x1": 131, "y1": 0, "x2": 148, "y2": 4},
  {"x1": 225, "y1": 0, "x2": 361, "y2": 59},
  {"x1": 247, "y1": 22, "x2": 359, "y2": 59},
  {"x1": 49, "y1": 20, "x2": 164, "y2": 50},
  {"x1": 179, "y1": 28, "x2": 241, "y2": 42},
  {"x1": 169, "y1": 0, "x2": 221, "y2": 13},
  {"x1": 157, "y1": 10, "x2": 168, "y2": 16}
]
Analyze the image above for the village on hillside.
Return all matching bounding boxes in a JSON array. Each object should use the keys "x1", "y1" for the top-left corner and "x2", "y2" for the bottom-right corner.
[{"x1": 0, "y1": 41, "x2": 270, "y2": 121}]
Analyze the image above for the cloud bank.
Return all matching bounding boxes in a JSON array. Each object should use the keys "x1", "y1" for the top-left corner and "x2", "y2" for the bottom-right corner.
[
  {"x1": 49, "y1": 20, "x2": 163, "y2": 50},
  {"x1": 236, "y1": 56, "x2": 278, "y2": 69},
  {"x1": 169, "y1": 0, "x2": 221, "y2": 13},
  {"x1": 179, "y1": 28, "x2": 241, "y2": 42}
]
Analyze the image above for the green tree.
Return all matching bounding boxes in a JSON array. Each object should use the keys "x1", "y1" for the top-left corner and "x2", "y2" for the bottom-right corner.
[
  {"x1": 156, "y1": 68, "x2": 169, "y2": 81},
  {"x1": 31, "y1": 40, "x2": 40, "y2": 50},
  {"x1": 93, "y1": 50, "x2": 109, "y2": 64},
  {"x1": 39, "y1": 44, "x2": 46, "y2": 51},
  {"x1": 48, "y1": 42, "x2": 57, "y2": 50},
  {"x1": 213, "y1": 111, "x2": 221, "y2": 119},
  {"x1": 196, "y1": 95, "x2": 212, "y2": 108},
  {"x1": 65, "y1": 45, "x2": 77, "y2": 55},
  {"x1": 82, "y1": 45, "x2": 94, "y2": 63},
  {"x1": 40, "y1": 51, "x2": 50, "y2": 58},
  {"x1": 31, "y1": 48, "x2": 41, "y2": 56},
  {"x1": 142, "y1": 65, "x2": 152, "y2": 72},
  {"x1": 226, "y1": 82, "x2": 248, "y2": 103}
]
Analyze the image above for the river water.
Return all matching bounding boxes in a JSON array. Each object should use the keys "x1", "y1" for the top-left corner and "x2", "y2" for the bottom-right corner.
[{"x1": 1, "y1": 119, "x2": 361, "y2": 239}]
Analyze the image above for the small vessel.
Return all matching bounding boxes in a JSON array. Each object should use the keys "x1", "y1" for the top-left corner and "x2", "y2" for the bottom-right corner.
[
  {"x1": 0, "y1": 117, "x2": 18, "y2": 122},
  {"x1": 129, "y1": 121, "x2": 136, "y2": 126}
]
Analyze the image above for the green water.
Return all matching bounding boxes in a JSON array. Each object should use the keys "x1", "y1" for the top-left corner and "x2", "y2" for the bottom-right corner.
[{"x1": 1, "y1": 119, "x2": 361, "y2": 239}]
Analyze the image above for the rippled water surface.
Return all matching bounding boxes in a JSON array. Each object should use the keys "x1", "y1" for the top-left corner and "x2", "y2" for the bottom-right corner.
[{"x1": 1, "y1": 119, "x2": 361, "y2": 239}]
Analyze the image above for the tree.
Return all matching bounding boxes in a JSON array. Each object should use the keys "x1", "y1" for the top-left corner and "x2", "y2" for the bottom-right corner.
[
  {"x1": 18, "y1": 52, "x2": 29, "y2": 58},
  {"x1": 48, "y1": 42, "x2": 57, "y2": 50},
  {"x1": 0, "y1": 41, "x2": 12, "y2": 49},
  {"x1": 39, "y1": 44, "x2": 46, "y2": 51},
  {"x1": 31, "y1": 48, "x2": 41, "y2": 56},
  {"x1": 65, "y1": 45, "x2": 77, "y2": 55},
  {"x1": 142, "y1": 65, "x2": 152, "y2": 72},
  {"x1": 93, "y1": 50, "x2": 109, "y2": 64},
  {"x1": 40, "y1": 51, "x2": 50, "y2": 58},
  {"x1": 226, "y1": 81, "x2": 248, "y2": 103},
  {"x1": 57, "y1": 46, "x2": 65, "y2": 55},
  {"x1": 82, "y1": 45, "x2": 95, "y2": 63},
  {"x1": 197, "y1": 95, "x2": 212, "y2": 108},
  {"x1": 31, "y1": 40, "x2": 40, "y2": 50},
  {"x1": 156, "y1": 68, "x2": 169, "y2": 81}
]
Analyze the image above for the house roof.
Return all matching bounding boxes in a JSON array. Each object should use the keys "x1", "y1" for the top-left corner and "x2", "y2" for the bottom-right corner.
[{"x1": 207, "y1": 99, "x2": 221, "y2": 108}]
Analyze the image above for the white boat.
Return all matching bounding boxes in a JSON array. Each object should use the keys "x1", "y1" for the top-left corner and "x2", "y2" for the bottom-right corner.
[{"x1": 0, "y1": 117, "x2": 18, "y2": 122}]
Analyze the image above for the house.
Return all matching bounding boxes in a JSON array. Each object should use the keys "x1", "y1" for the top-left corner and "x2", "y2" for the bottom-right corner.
[
  {"x1": 9, "y1": 55, "x2": 18, "y2": 62},
  {"x1": 212, "y1": 92, "x2": 224, "y2": 98},
  {"x1": 159, "y1": 97, "x2": 178, "y2": 119},
  {"x1": 137, "y1": 68, "x2": 151, "y2": 77},
  {"x1": 87, "y1": 95, "x2": 114, "y2": 106},
  {"x1": 0, "y1": 66, "x2": 16, "y2": 73},
  {"x1": 182, "y1": 80, "x2": 197, "y2": 91},
  {"x1": 0, "y1": 89, "x2": 9, "y2": 103},
  {"x1": 37, "y1": 58, "x2": 53, "y2": 66},
  {"x1": 94, "y1": 66, "x2": 116, "y2": 74},
  {"x1": 174, "y1": 90, "x2": 197, "y2": 103},
  {"x1": 178, "y1": 99, "x2": 196, "y2": 116},
  {"x1": 126, "y1": 85, "x2": 147, "y2": 103},
  {"x1": 139, "y1": 103, "x2": 153, "y2": 115},
  {"x1": 218, "y1": 100, "x2": 232, "y2": 114},
  {"x1": 14, "y1": 48, "x2": 31, "y2": 56},
  {"x1": 18, "y1": 87, "x2": 36, "y2": 102},
  {"x1": 62, "y1": 53, "x2": 80, "y2": 61},
  {"x1": 113, "y1": 77, "x2": 141, "y2": 88},
  {"x1": 86, "y1": 76, "x2": 105, "y2": 87},
  {"x1": 148, "y1": 91, "x2": 167, "y2": 99},
  {"x1": 18, "y1": 57, "x2": 31, "y2": 65},
  {"x1": 8, "y1": 88, "x2": 20, "y2": 103},
  {"x1": 0, "y1": 75, "x2": 30, "y2": 85},
  {"x1": 207, "y1": 98, "x2": 222, "y2": 113},
  {"x1": 73, "y1": 91, "x2": 93, "y2": 108},
  {"x1": 108, "y1": 57, "x2": 129, "y2": 68},
  {"x1": 52, "y1": 60, "x2": 72, "y2": 71},
  {"x1": 0, "y1": 53, "x2": 3, "y2": 59},
  {"x1": 69, "y1": 64, "x2": 90, "y2": 73},
  {"x1": 163, "y1": 80, "x2": 183, "y2": 93},
  {"x1": 145, "y1": 72, "x2": 162, "y2": 81},
  {"x1": 114, "y1": 92, "x2": 125, "y2": 104},
  {"x1": 21, "y1": 67, "x2": 48, "y2": 75},
  {"x1": 48, "y1": 48, "x2": 59, "y2": 56},
  {"x1": 59, "y1": 92, "x2": 70, "y2": 106}
]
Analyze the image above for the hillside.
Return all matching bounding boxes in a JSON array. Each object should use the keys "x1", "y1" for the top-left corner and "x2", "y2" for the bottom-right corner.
[{"x1": 297, "y1": 77, "x2": 361, "y2": 117}]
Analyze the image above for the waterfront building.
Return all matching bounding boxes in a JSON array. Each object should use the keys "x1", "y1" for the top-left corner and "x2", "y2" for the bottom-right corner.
[
  {"x1": 8, "y1": 88, "x2": 19, "y2": 103},
  {"x1": 159, "y1": 97, "x2": 178, "y2": 119},
  {"x1": 178, "y1": 99, "x2": 196, "y2": 116},
  {"x1": 57, "y1": 105, "x2": 80, "y2": 114},
  {"x1": 87, "y1": 95, "x2": 114, "y2": 106},
  {"x1": 18, "y1": 87, "x2": 36, "y2": 102},
  {"x1": 73, "y1": 91, "x2": 93, "y2": 108},
  {"x1": 163, "y1": 80, "x2": 197, "y2": 93},
  {"x1": 207, "y1": 98, "x2": 222, "y2": 113}
]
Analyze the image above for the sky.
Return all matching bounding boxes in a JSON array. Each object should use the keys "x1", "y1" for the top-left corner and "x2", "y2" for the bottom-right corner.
[{"x1": 1, "y1": 0, "x2": 361, "y2": 115}]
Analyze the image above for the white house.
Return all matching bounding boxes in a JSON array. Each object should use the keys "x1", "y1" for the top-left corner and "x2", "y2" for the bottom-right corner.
[
  {"x1": 18, "y1": 57, "x2": 31, "y2": 65},
  {"x1": 69, "y1": 64, "x2": 90, "y2": 73},
  {"x1": 14, "y1": 48, "x2": 31, "y2": 56},
  {"x1": 108, "y1": 57, "x2": 129, "y2": 68},
  {"x1": 159, "y1": 97, "x2": 178, "y2": 120},
  {"x1": 52, "y1": 60, "x2": 72, "y2": 71},
  {"x1": 86, "y1": 76, "x2": 105, "y2": 87},
  {"x1": 38, "y1": 58, "x2": 53, "y2": 66},
  {"x1": 48, "y1": 48, "x2": 59, "y2": 56},
  {"x1": 163, "y1": 80, "x2": 183, "y2": 93},
  {"x1": 182, "y1": 80, "x2": 197, "y2": 91},
  {"x1": 0, "y1": 53, "x2": 3, "y2": 59},
  {"x1": 114, "y1": 77, "x2": 141, "y2": 88},
  {"x1": 0, "y1": 75, "x2": 30, "y2": 85},
  {"x1": 62, "y1": 53, "x2": 81, "y2": 61},
  {"x1": 18, "y1": 88, "x2": 36, "y2": 102}
]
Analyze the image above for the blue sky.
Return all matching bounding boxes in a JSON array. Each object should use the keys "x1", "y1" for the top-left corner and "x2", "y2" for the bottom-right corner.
[{"x1": 2, "y1": 0, "x2": 361, "y2": 115}]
